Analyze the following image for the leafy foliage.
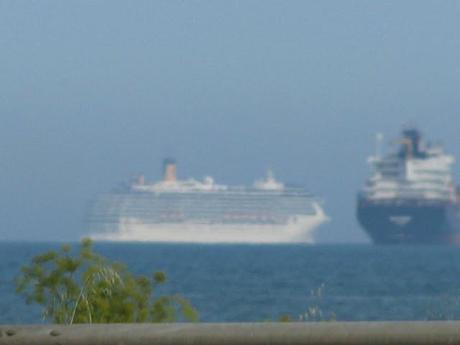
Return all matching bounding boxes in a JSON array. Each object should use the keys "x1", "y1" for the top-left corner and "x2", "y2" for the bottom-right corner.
[{"x1": 16, "y1": 239, "x2": 198, "y2": 324}]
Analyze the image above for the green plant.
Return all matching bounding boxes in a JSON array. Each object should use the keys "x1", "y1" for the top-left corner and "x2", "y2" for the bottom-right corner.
[
  {"x1": 278, "y1": 283, "x2": 336, "y2": 322},
  {"x1": 299, "y1": 283, "x2": 336, "y2": 322},
  {"x1": 16, "y1": 238, "x2": 198, "y2": 324},
  {"x1": 278, "y1": 314, "x2": 292, "y2": 322}
]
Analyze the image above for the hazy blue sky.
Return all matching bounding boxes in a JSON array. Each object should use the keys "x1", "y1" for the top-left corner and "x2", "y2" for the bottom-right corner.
[{"x1": 1, "y1": 1, "x2": 460, "y2": 242}]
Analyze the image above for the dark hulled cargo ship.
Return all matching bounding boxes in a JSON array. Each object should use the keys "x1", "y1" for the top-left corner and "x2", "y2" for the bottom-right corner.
[{"x1": 357, "y1": 128, "x2": 460, "y2": 244}]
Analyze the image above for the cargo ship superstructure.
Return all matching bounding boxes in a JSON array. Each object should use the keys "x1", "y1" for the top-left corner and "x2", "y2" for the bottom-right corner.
[
  {"x1": 89, "y1": 159, "x2": 327, "y2": 243},
  {"x1": 357, "y1": 128, "x2": 460, "y2": 244}
]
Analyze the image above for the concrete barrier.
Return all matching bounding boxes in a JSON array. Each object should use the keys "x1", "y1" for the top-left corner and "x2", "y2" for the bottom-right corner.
[{"x1": 1, "y1": 322, "x2": 460, "y2": 345}]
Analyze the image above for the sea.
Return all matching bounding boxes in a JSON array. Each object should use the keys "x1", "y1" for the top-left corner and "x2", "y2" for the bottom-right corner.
[{"x1": 1, "y1": 243, "x2": 460, "y2": 324}]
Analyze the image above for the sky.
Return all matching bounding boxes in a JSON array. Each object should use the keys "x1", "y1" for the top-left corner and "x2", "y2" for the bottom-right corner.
[{"x1": 1, "y1": 1, "x2": 460, "y2": 242}]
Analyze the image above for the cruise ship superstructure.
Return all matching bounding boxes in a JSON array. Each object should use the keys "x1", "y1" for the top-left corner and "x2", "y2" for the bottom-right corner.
[
  {"x1": 89, "y1": 159, "x2": 327, "y2": 243},
  {"x1": 357, "y1": 128, "x2": 460, "y2": 244}
]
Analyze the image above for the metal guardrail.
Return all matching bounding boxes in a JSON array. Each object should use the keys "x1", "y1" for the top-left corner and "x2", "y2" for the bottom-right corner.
[{"x1": 1, "y1": 322, "x2": 460, "y2": 345}]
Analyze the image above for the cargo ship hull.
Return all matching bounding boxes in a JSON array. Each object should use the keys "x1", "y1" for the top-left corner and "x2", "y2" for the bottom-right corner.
[{"x1": 357, "y1": 199, "x2": 460, "y2": 244}]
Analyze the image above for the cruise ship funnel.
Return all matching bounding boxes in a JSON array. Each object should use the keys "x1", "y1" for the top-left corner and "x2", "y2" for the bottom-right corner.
[{"x1": 163, "y1": 158, "x2": 177, "y2": 182}]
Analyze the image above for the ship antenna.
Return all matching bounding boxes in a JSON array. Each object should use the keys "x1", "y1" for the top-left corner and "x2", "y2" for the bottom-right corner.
[{"x1": 375, "y1": 133, "x2": 383, "y2": 159}]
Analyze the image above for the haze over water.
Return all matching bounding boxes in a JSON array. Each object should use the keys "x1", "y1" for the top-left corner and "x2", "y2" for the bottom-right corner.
[{"x1": 1, "y1": 1, "x2": 460, "y2": 243}]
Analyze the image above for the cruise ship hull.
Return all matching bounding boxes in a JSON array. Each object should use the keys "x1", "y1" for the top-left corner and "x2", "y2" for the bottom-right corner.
[
  {"x1": 90, "y1": 204, "x2": 328, "y2": 244},
  {"x1": 357, "y1": 199, "x2": 460, "y2": 244}
]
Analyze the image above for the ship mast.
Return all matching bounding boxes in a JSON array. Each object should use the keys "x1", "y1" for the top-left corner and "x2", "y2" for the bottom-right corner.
[{"x1": 375, "y1": 133, "x2": 383, "y2": 160}]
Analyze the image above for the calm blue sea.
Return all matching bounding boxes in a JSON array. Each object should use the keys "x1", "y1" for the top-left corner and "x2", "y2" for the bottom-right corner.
[{"x1": 1, "y1": 243, "x2": 460, "y2": 323}]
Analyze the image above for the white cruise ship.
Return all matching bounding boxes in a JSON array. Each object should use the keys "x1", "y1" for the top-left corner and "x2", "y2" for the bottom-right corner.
[{"x1": 88, "y1": 159, "x2": 327, "y2": 243}]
